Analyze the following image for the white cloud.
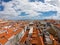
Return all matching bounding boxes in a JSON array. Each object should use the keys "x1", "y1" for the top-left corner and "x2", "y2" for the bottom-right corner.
[
  {"x1": 0, "y1": 0, "x2": 60, "y2": 20},
  {"x1": 44, "y1": 0, "x2": 60, "y2": 20}
]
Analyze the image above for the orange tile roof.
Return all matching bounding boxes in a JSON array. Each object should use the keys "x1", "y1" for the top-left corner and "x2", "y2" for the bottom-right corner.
[
  {"x1": 55, "y1": 24, "x2": 60, "y2": 28},
  {"x1": 7, "y1": 30, "x2": 13, "y2": 34},
  {"x1": 0, "y1": 21, "x2": 28, "y2": 45},
  {"x1": 14, "y1": 28, "x2": 23, "y2": 35},
  {"x1": 0, "y1": 37, "x2": 8, "y2": 45},
  {"x1": 0, "y1": 32, "x2": 7, "y2": 38},
  {"x1": 20, "y1": 30, "x2": 29, "y2": 43},
  {"x1": 5, "y1": 33, "x2": 13, "y2": 39},
  {"x1": 30, "y1": 39, "x2": 38, "y2": 44}
]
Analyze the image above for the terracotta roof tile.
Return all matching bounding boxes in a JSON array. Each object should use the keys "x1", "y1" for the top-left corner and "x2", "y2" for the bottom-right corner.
[{"x1": 0, "y1": 37, "x2": 8, "y2": 45}]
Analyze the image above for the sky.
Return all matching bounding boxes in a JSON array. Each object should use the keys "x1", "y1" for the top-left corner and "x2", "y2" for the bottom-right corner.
[{"x1": 0, "y1": 0, "x2": 60, "y2": 20}]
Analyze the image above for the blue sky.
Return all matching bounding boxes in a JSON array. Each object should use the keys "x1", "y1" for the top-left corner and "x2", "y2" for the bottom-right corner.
[
  {"x1": 1, "y1": 0, "x2": 12, "y2": 2},
  {"x1": 0, "y1": 0, "x2": 12, "y2": 11},
  {"x1": 0, "y1": 5, "x2": 4, "y2": 11},
  {"x1": 40, "y1": 11, "x2": 57, "y2": 17},
  {"x1": 0, "y1": 0, "x2": 59, "y2": 20},
  {"x1": 29, "y1": 0, "x2": 44, "y2": 2}
]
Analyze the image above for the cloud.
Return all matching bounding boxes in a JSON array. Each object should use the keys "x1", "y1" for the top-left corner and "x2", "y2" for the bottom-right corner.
[
  {"x1": 0, "y1": 0, "x2": 60, "y2": 20},
  {"x1": 45, "y1": 12, "x2": 60, "y2": 20},
  {"x1": 44, "y1": 0, "x2": 60, "y2": 20}
]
